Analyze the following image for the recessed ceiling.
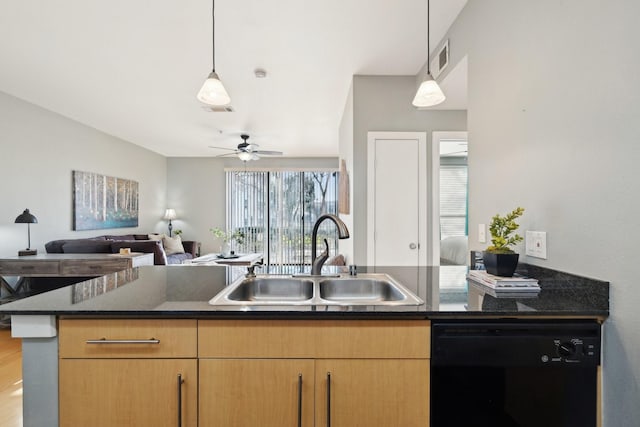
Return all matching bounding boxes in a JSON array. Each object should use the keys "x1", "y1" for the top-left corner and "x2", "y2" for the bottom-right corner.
[{"x1": 0, "y1": 0, "x2": 467, "y2": 158}]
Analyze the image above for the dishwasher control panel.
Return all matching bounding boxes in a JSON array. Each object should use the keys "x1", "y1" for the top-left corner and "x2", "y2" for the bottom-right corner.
[{"x1": 431, "y1": 320, "x2": 601, "y2": 367}]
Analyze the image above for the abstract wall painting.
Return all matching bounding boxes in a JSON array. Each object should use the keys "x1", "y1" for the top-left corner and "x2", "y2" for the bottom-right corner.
[{"x1": 72, "y1": 170, "x2": 139, "y2": 231}]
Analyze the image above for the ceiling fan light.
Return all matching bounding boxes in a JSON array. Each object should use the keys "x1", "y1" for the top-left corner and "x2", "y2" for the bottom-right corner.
[
  {"x1": 412, "y1": 74, "x2": 446, "y2": 107},
  {"x1": 197, "y1": 71, "x2": 231, "y2": 106},
  {"x1": 237, "y1": 151, "x2": 254, "y2": 161}
]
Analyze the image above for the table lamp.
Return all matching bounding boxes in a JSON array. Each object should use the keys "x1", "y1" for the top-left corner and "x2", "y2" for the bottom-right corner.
[
  {"x1": 163, "y1": 208, "x2": 177, "y2": 237},
  {"x1": 15, "y1": 208, "x2": 38, "y2": 256}
]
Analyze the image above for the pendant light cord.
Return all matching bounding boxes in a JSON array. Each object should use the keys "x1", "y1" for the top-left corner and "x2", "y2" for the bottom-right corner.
[
  {"x1": 426, "y1": 0, "x2": 431, "y2": 74},
  {"x1": 211, "y1": 0, "x2": 216, "y2": 72}
]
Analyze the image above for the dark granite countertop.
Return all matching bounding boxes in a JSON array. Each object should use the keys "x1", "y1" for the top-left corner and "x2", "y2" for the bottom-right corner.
[{"x1": 0, "y1": 264, "x2": 609, "y2": 319}]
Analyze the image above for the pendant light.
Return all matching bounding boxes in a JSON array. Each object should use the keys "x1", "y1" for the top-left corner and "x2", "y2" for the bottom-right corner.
[
  {"x1": 197, "y1": 0, "x2": 231, "y2": 106},
  {"x1": 412, "y1": 0, "x2": 446, "y2": 107}
]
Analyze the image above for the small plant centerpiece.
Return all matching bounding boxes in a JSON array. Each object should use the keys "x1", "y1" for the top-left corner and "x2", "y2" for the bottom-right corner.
[
  {"x1": 483, "y1": 207, "x2": 525, "y2": 277},
  {"x1": 209, "y1": 227, "x2": 245, "y2": 257}
]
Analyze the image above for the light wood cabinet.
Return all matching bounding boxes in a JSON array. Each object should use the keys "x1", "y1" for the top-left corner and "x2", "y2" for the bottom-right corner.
[
  {"x1": 200, "y1": 359, "x2": 315, "y2": 427},
  {"x1": 58, "y1": 319, "x2": 197, "y2": 427},
  {"x1": 59, "y1": 318, "x2": 197, "y2": 358},
  {"x1": 315, "y1": 359, "x2": 429, "y2": 427},
  {"x1": 59, "y1": 318, "x2": 430, "y2": 427},
  {"x1": 59, "y1": 359, "x2": 197, "y2": 427},
  {"x1": 198, "y1": 319, "x2": 431, "y2": 427}
]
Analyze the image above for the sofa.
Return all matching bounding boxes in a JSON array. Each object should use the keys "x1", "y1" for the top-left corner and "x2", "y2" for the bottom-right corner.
[{"x1": 45, "y1": 233, "x2": 199, "y2": 265}]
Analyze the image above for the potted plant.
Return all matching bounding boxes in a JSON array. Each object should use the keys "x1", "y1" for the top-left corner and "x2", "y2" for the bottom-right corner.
[
  {"x1": 483, "y1": 207, "x2": 525, "y2": 277},
  {"x1": 209, "y1": 227, "x2": 245, "y2": 256}
]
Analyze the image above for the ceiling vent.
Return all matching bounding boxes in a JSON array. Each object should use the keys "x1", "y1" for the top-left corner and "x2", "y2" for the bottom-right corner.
[
  {"x1": 201, "y1": 105, "x2": 234, "y2": 113},
  {"x1": 430, "y1": 39, "x2": 449, "y2": 79}
]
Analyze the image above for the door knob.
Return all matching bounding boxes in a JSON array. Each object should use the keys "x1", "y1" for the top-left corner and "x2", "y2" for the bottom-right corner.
[{"x1": 409, "y1": 243, "x2": 417, "y2": 250}]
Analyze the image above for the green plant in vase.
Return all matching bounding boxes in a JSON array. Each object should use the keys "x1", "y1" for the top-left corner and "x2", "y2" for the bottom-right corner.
[
  {"x1": 483, "y1": 207, "x2": 525, "y2": 276},
  {"x1": 209, "y1": 227, "x2": 246, "y2": 256}
]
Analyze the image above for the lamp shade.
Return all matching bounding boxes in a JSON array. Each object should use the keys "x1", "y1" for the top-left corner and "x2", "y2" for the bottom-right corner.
[
  {"x1": 163, "y1": 209, "x2": 177, "y2": 220},
  {"x1": 197, "y1": 71, "x2": 231, "y2": 106},
  {"x1": 412, "y1": 74, "x2": 446, "y2": 107},
  {"x1": 15, "y1": 209, "x2": 38, "y2": 224}
]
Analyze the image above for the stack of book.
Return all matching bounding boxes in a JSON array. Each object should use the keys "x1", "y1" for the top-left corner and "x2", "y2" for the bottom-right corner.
[{"x1": 467, "y1": 270, "x2": 540, "y2": 294}]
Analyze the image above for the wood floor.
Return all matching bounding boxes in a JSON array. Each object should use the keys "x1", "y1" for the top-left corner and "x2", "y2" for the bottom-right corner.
[{"x1": 0, "y1": 328, "x2": 22, "y2": 427}]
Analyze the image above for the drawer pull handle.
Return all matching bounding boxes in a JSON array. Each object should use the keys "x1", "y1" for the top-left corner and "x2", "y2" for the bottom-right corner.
[
  {"x1": 85, "y1": 338, "x2": 160, "y2": 344},
  {"x1": 326, "y1": 372, "x2": 331, "y2": 427},
  {"x1": 177, "y1": 373, "x2": 184, "y2": 427},
  {"x1": 297, "y1": 373, "x2": 303, "y2": 427},
  {"x1": 88, "y1": 265, "x2": 103, "y2": 269}
]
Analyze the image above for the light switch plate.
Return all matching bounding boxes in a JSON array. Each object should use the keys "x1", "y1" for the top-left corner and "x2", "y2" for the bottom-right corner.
[
  {"x1": 525, "y1": 231, "x2": 547, "y2": 259},
  {"x1": 478, "y1": 224, "x2": 486, "y2": 243}
]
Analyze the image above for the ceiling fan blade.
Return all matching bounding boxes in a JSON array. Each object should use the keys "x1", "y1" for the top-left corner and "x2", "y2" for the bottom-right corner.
[
  {"x1": 214, "y1": 152, "x2": 239, "y2": 158},
  {"x1": 208, "y1": 145, "x2": 237, "y2": 151},
  {"x1": 253, "y1": 150, "x2": 283, "y2": 156}
]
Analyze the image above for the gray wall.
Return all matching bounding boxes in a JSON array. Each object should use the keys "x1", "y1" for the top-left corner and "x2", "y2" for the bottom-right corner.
[
  {"x1": 351, "y1": 75, "x2": 467, "y2": 265},
  {"x1": 440, "y1": 1, "x2": 639, "y2": 424},
  {"x1": 0, "y1": 91, "x2": 167, "y2": 256},
  {"x1": 166, "y1": 156, "x2": 338, "y2": 255},
  {"x1": 338, "y1": 82, "x2": 354, "y2": 262}
]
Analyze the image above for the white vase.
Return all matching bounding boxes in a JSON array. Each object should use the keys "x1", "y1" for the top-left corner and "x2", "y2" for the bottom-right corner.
[{"x1": 220, "y1": 242, "x2": 231, "y2": 257}]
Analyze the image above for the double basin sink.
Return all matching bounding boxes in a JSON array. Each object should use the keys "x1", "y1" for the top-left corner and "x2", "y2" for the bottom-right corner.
[{"x1": 208, "y1": 273, "x2": 424, "y2": 307}]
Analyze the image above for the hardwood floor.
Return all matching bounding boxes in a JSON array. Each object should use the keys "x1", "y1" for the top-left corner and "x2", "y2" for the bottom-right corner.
[{"x1": 0, "y1": 328, "x2": 22, "y2": 427}]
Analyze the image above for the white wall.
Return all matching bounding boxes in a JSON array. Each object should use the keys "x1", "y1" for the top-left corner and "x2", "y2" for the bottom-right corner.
[
  {"x1": 440, "y1": 1, "x2": 640, "y2": 425},
  {"x1": 166, "y1": 156, "x2": 338, "y2": 255},
  {"x1": 0, "y1": 91, "x2": 167, "y2": 256},
  {"x1": 350, "y1": 75, "x2": 467, "y2": 265}
]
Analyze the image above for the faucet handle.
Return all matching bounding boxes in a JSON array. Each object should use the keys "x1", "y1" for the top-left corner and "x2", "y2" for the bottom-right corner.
[{"x1": 245, "y1": 262, "x2": 263, "y2": 278}]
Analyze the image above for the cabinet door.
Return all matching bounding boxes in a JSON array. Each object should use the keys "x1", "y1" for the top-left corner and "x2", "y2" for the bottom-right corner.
[
  {"x1": 200, "y1": 359, "x2": 314, "y2": 427},
  {"x1": 59, "y1": 359, "x2": 197, "y2": 427},
  {"x1": 315, "y1": 359, "x2": 430, "y2": 427}
]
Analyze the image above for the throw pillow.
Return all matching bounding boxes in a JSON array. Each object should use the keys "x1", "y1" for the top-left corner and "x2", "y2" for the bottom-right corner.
[
  {"x1": 162, "y1": 235, "x2": 185, "y2": 255},
  {"x1": 148, "y1": 233, "x2": 165, "y2": 241}
]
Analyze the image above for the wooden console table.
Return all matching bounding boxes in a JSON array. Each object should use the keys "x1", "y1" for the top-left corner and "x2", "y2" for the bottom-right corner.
[{"x1": 0, "y1": 253, "x2": 154, "y2": 296}]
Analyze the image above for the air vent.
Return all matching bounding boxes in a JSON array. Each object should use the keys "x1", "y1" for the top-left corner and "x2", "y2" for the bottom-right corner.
[
  {"x1": 201, "y1": 105, "x2": 235, "y2": 113},
  {"x1": 430, "y1": 39, "x2": 449, "y2": 79}
]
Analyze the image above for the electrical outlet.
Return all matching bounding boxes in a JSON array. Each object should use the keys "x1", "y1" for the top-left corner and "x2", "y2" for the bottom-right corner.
[
  {"x1": 525, "y1": 231, "x2": 547, "y2": 259},
  {"x1": 478, "y1": 224, "x2": 486, "y2": 243}
]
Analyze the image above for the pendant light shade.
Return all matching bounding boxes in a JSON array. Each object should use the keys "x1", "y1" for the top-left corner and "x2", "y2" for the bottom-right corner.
[
  {"x1": 412, "y1": 73, "x2": 446, "y2": 107},
  {"x1": 197, "y1": 0, "x2": 231, "y2": 106},
  {"x1": 197, "y1": 71, "x2": 231, "y2": 105},
  {"x1": 413, "y1": 0, "x2": 445, "y2": 108}
]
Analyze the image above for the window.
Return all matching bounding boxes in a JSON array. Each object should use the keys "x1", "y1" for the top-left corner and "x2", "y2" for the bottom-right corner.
[
  {"x1": 439, "y1": 161, "x2": 468, "y2": 239},
  {"x1": 226, "y1": 169, "x2": 338, "y2": 273}
]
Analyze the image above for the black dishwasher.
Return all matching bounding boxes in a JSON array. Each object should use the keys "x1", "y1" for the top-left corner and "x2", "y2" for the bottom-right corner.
[{"x1": 431, "y1": 320, "x2": 601, "y2": 427}]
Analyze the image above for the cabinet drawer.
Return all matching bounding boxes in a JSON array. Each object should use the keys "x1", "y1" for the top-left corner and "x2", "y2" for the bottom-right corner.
[
  {"x1": 198, "y1": 320, "x2": 430, "y2": 359},
  {"x1": 199, "y1": 320, "x2": 318, "y2": 358},
  {"x1": 59, "y1": 319, "x2": 197, "y2": 358},
  {"x1": 0, "y1": 260, "x2": 59, "y2": 275},
  {"x1": 314, "y1": 320, "x2": 430, "y2": 359},
  {"x1": 60, "y1": 258, "x2": 128, "y2": 275}
]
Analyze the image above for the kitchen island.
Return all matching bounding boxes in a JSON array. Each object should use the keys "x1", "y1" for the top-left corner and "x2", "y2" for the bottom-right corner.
[{"x1": 0, "y1": 264, "x2": 609, "y2": 427}]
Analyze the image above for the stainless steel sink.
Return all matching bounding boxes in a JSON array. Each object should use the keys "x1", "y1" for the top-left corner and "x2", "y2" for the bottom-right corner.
[
  {"x1": 319, "y1": 278, "x2": 407, "y2": 303},
  {"x1": 208, "y1": 273, "x2": 423, "y2": 307},
  {"x1": 226, "y1": 277, "x2": 314, "y2": 302}
]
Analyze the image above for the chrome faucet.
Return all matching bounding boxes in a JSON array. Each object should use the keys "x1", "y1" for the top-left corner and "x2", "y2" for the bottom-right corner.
[{"x1": 311, "y1": 214, "x2": 350, "y2": 275}]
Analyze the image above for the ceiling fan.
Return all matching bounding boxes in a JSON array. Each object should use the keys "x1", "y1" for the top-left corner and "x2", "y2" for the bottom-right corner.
[{"x1": 209, "y1": 134, "x2": 283, "y2": 161}]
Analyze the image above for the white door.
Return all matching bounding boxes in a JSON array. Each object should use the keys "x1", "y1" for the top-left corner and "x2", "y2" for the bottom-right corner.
[{"x1": 367, "y1": 132, "x2": 427, "y2": 266}]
